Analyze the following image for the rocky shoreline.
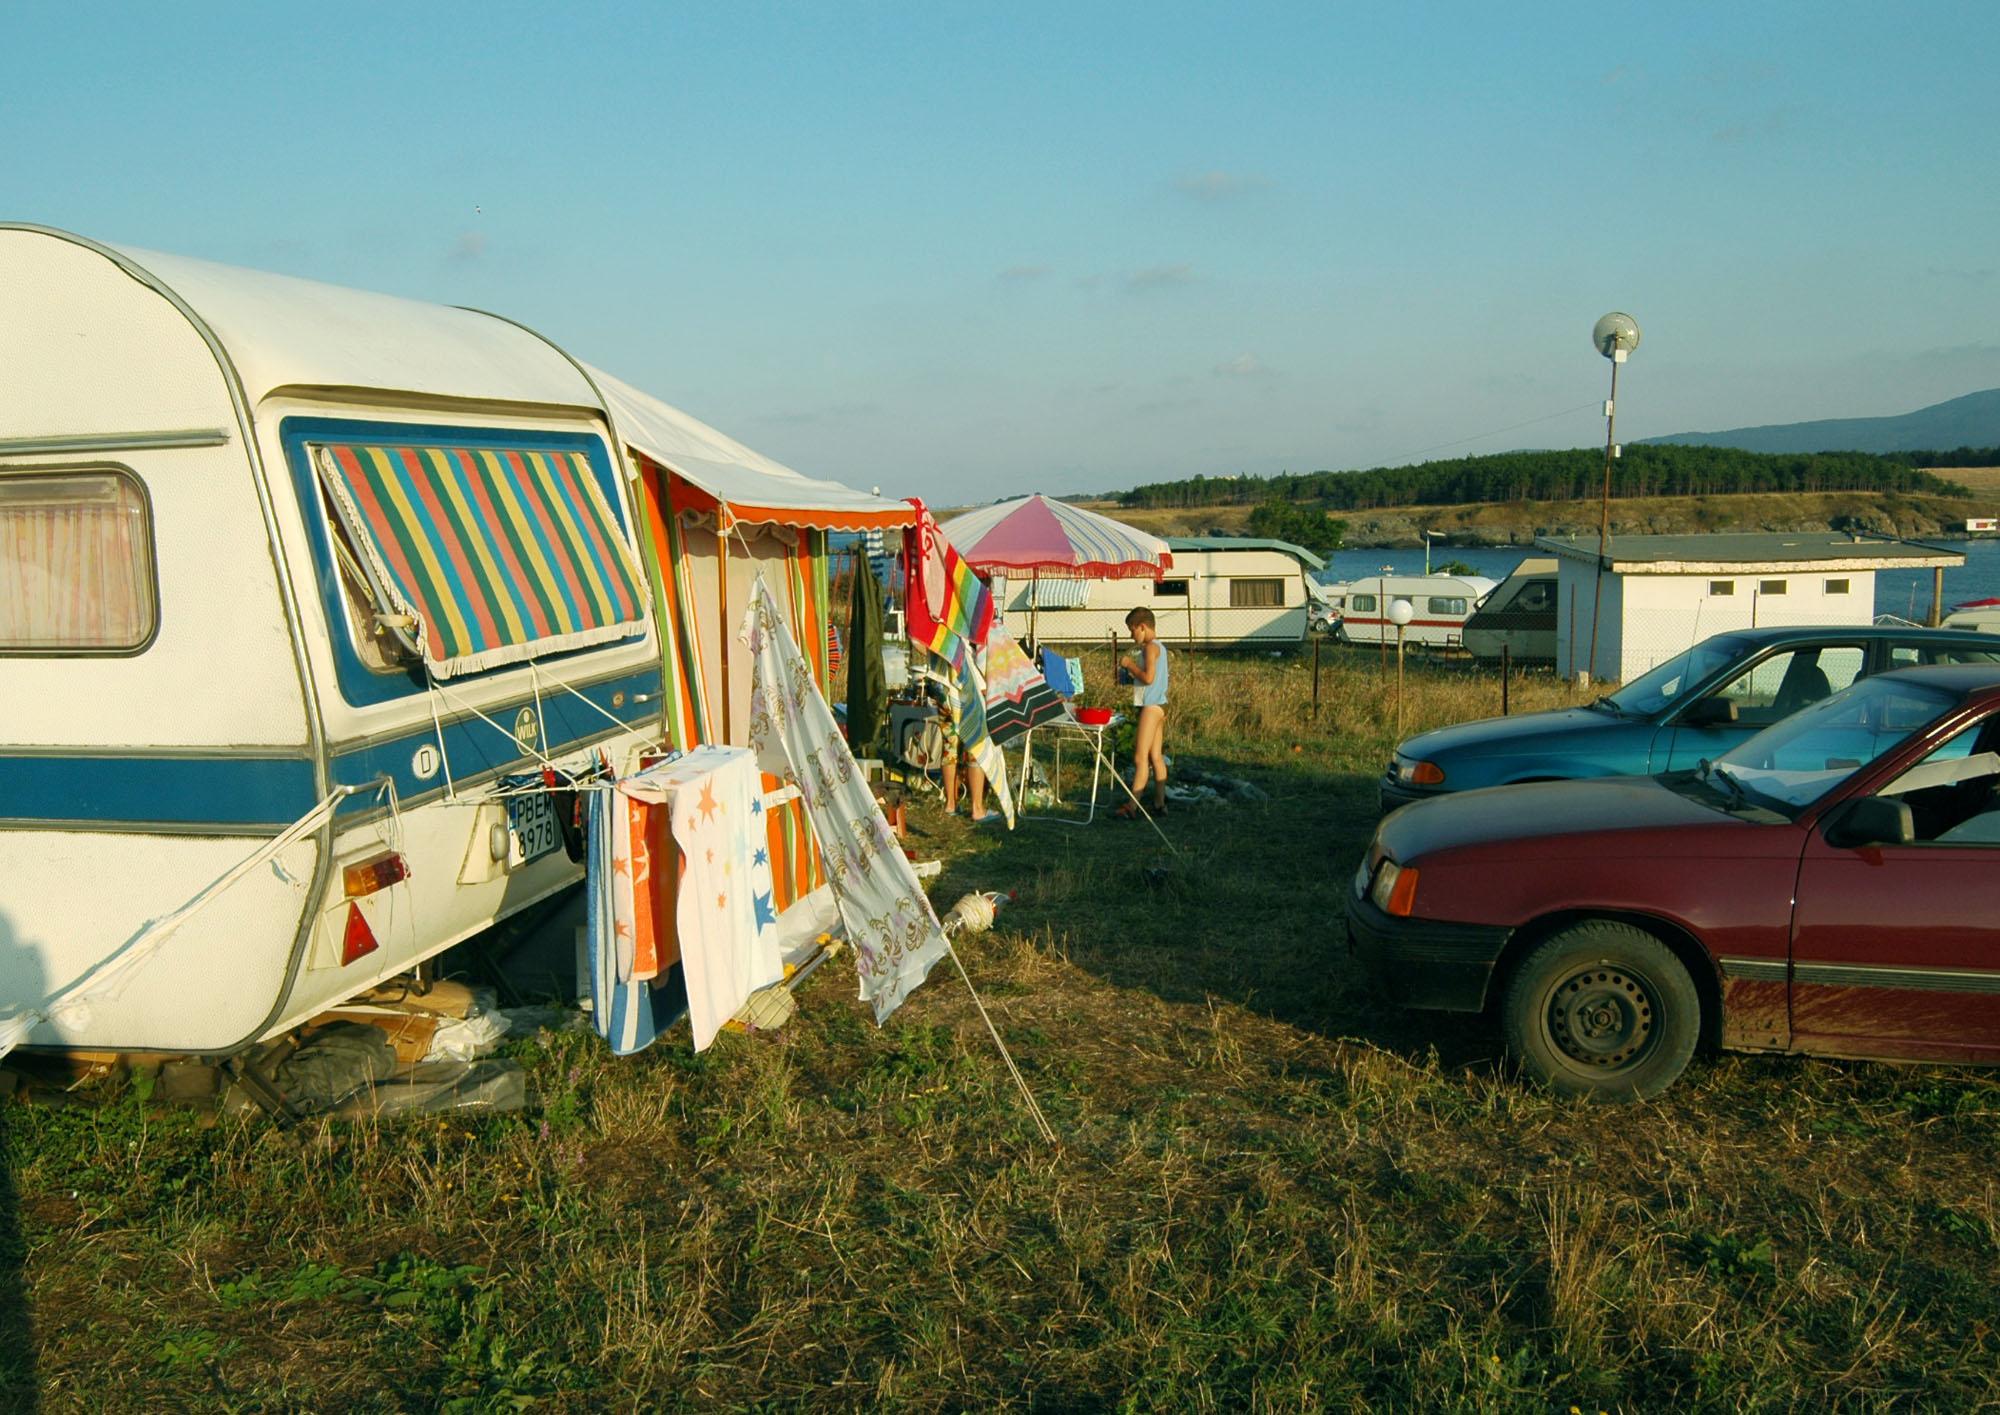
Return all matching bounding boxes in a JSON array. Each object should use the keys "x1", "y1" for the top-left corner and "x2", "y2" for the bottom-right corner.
[{"x1": 1329, "y1": 491, "x2": 1999, "y2": 549}]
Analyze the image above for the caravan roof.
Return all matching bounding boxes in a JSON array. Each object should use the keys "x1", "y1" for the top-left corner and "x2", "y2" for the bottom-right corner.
[
  {"x1": 107, "y1": 240, "x2": 597, "y2": 409},
  {"x1": 11, "y1": 227, "x2": 914, "y2": 531}
]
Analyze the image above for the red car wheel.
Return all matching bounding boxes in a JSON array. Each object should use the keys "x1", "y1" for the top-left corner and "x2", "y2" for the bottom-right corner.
[{"x1": 1502, "y1": 922, "x2": 1700, "y2": 1101}]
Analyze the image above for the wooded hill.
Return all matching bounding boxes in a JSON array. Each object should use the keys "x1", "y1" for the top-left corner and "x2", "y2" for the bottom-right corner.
[{"x1": 1116, "y1": 445, "x2": 1984, "y2": 513}]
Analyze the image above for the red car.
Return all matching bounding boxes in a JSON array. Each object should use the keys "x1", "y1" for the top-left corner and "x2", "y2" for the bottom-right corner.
[{"x1": 1348, "y1": 665, "x2": 2000, "y2": 1099}]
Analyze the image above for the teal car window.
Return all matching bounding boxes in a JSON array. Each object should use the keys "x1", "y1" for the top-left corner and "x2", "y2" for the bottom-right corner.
[
  {"x1": 1606, "y1": 635, "x2": 1750, "y2": 717},
  {"x1": 1710, "y1": 645, "x2": 1865, "y2": 728}
]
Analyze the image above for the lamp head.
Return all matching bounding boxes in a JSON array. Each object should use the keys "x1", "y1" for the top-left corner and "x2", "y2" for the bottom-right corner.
[
  {"x1": 1593, "y1": 312, "x2": 1641, "y2": 363},
  {"x1": 1387, "y1": 598, "x2": 1415, "y2": 627}
]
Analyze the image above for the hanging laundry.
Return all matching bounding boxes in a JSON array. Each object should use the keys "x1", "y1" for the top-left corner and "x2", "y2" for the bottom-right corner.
[
  {"x1": 980, "y1": 628, "x2": 1068, "y2": 745},
  {"x1": 939, "y1": 645, "x2": 1016, "y2": 828},
  {"x1": 624, "y1": 751, "x2": 780, "y2": 1047},
  {"x1": 743, "y1": 577, "x2": 949, "y2": 1023},
  {"x1": 903, "y1": 497, "x2": 992, "y2": 670},
  {"x1": 585, "y1": 788, "x2": 662, "y2": 1057},
  {"x1": 585, "y1": 746, "x2": 781, "y2": 1054},
  {"x1": 845, "y1": 551, "x2": 888, "y2": 751}
]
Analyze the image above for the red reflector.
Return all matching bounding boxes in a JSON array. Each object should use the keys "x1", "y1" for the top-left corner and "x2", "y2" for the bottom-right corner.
[
  {"x1": 342, "y1": 852, "x2": 409, "y2": 898},
  {"x1": 340, "y1": 904, "x2": 380, "y2": 966}
]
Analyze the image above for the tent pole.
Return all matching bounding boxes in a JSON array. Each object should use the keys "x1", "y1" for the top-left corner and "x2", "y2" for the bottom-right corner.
[
  {"x1": 718, "y1": 512, "x2": 732, "y2": 744},
  {"x1": 1030, "y1": 568, "x2": 1039, "y2": 648}
]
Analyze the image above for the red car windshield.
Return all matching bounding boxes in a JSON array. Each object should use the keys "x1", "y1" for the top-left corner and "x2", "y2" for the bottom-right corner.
[{"x1": 1712, "y1": 676, "x2": 1958, "y2": 813}]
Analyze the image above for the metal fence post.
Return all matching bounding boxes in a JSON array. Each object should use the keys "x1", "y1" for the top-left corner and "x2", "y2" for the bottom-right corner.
[
  {"x1": 1501, "y1": 643, "x2": 1511, "y2": 716},
  {"x1": 1312, "y1": 636, "x2": 1321, "y2": 719}
]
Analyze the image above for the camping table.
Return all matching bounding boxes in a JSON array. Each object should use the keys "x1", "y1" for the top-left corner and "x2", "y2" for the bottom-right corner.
[{"x1": 1016, "y1": 714, "x2": 1114, "y2": 825}]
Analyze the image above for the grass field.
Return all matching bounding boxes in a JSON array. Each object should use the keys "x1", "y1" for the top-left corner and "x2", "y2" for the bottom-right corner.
[{"x1": 5, "y1": 654, "x2": 2000, "y2": 1410}]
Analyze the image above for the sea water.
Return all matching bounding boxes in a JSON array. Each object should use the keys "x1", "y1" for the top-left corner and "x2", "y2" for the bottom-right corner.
[{"x1": 1317, "y1": 539, "x2": 2000, "y2": 620}]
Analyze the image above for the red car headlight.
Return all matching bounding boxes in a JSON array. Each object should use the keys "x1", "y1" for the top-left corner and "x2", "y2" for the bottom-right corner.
[{"x1": 1369, "y1": 860, "x2": 1422, "y2": 917}]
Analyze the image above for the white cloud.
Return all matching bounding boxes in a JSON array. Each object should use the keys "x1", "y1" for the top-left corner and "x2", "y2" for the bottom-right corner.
[
  {"x1": 1172, "y1": 171, "x2": 1270, "y2": 202},
  {"x1": 1213, "y1": 352, "x2": 1273, "y2": 378},
  {"x1": 1128, "y1": 263, "x2": 1195, "y2": 292}
]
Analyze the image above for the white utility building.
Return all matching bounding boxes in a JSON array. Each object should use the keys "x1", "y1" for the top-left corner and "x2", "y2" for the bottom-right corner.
[{"x1": 1538, "y1": 532, "x2": 1964, "y2": 682}]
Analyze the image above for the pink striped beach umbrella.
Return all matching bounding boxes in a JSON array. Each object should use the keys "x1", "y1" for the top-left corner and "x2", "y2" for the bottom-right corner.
[{"x1": 939, "y1": 494, "x2": 1172, "y2": 642}]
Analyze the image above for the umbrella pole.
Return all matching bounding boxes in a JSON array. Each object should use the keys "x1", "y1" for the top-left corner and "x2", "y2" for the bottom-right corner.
[{"x1": 1030, "y1": 569, "x2": 1039, "y2": 649}]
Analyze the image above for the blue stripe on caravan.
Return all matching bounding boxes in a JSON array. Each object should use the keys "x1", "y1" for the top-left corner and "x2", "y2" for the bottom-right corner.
[
  {"x1": 0, "y1": 755, "x2": 318, "y2": 829},
  {"x1": 328, "y1": 665, "x2": 658, "y2": 814},
  {"x1": 1, "y1": 668, "x2": 656, "y2": 830}
]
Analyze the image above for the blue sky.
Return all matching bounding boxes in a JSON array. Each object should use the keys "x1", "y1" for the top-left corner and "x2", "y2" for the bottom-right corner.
[{"x1": 8, "y1": 2, "x2": 2000, "y2": 502}]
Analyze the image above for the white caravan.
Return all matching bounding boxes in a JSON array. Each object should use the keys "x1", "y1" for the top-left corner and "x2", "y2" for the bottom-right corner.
[
  {"x1": 1323, "y1": 572, "x2": 1499, "y2": 649},
  {"x1": 0, "y1": 226, "x2": 666, "y2": 1056}
]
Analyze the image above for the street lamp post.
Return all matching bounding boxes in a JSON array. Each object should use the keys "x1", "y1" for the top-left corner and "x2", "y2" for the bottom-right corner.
[
  {"x1": 1388, "y1": 597, "x2": 1415, "y2": 735},
  {"x1": 1585, "y1": 312, "x2": 1641, "y2": 685},
  {"x1": 1422, "y1": 529, "x2": 1443, "y2": 576}
]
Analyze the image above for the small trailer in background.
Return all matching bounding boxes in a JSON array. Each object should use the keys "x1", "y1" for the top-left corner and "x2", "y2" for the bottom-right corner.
[
  {"x1": 1322, "y1": 572, "x2": 1499, "y2": 650},
  {"x1": 996, "y1": 536, "x2": 1323, "y2": 646},
  {"x1": 1463, "y1": 557, "x2": 1559, "y2": 662}
]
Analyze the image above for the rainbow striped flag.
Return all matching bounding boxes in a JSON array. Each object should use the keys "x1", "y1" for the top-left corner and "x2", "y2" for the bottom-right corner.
[
  {"x1": 314, "y1": 441, "x2": 647, "y2": 679},
  {"x1": 904, "y1": 498, "x2": 992, "y2": 669}
]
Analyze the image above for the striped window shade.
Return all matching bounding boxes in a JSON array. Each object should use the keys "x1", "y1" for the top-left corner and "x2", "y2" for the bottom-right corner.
[
  {"x1": 313, "y1": 441, "x2": 647, "y2": 679},
  {"x1": 1027, "y1": 577, "x2": 1091, "y2": 609}
]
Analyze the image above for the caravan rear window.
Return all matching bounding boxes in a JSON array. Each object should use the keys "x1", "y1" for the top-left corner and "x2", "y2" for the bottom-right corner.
[
  {"x1": 309, "y1": 438, "x2": 647, "y2": 680},
  {"x1": 0, "y1": 469, "x2": 158, "y2": 653}
]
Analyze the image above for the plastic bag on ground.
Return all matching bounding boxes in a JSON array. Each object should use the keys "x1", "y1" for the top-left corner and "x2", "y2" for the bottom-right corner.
[
  {"x1": 275, "y1": 1022, "x2": 395, "y2": 1114},
  {"x1": 331, "y1": 1058, "x2": 527, "y2": 1117}
]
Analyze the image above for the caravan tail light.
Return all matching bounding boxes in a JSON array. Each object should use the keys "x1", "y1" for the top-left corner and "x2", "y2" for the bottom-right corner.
[
  {"x1": 342, "y1": 851, "x2": 409, "y2": 898},
  {"x1": 340, "y1": 904, "x2": 380, "y2": 966}
]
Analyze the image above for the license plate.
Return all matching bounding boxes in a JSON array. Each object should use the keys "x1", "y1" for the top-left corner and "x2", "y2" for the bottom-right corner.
[{"x1": 507, "y1": 792, "x2": 563, "y2": 865}]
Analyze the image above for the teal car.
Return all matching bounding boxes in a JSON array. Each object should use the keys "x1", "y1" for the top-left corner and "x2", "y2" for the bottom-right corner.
[{"x1": 1380, "y1": 625, "x2": 2000, "y2": 811}]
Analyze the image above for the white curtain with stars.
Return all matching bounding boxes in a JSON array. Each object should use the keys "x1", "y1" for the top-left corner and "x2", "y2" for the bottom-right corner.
[
  {"x1": 612, "y1": 745, "x2": 782, "y2": 1051},
  {"x1": 743, "y1": 577, "x2": 949, "y2": 1022}
]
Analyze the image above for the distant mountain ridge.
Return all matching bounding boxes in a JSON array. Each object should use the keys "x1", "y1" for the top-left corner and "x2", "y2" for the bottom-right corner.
[{"x1": 1644, "y1": 388, "x2": 2000, "y2": 455}]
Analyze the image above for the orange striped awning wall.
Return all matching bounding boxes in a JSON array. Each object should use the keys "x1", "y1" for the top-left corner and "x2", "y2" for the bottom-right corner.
[
  {"x1": 765, "y1": 529, "x2": 830, "y2": 909},
  {"x1": 630, "y1": 454, "x2": 827, "y2": 913},
  {"x1": 634, "y1": 457, "x2": 709, "y2": 750}
]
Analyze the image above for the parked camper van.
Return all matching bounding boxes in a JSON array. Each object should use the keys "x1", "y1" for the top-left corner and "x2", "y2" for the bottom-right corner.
[
  {"x1": 1462, "y1": 558, "x2": 1558, "y2": 662},
  {"x1": 0, "y1": 226, "x2": 665, "y2": 1057},
  {"x1": 1325, "y1": 573, "x2": 1499, "y2": 650},
  {"x1": 1945, "y1": 598, "x2": 2000, "y2": 635}
]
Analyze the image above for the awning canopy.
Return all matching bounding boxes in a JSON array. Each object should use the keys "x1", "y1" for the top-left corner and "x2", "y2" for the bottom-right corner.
[{"x1": 589, "y1": 365, "x2": 914, "y2": 532}]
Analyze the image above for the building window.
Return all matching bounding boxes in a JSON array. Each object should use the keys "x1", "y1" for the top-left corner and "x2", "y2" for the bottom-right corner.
[
  {"x1": 1229, "y1": 578, "x2": 1285, "y2": 608},
  {"x1": 0, "y1": 469, "x2": 158, "y2": 653},
  {"x1": 1709, "y1": 580, "x2": 1735, "y2": 596},
  {"x1": 1759, "y1": 579, "x2": 1788, "y2": 595},
  {"x1": 1426, "y1": 596, "x2": 1467, "y2": 616},
  {"x1": 1825, "y1": 578, "x2": 1850, "y2": 595},
  {"x1": 1153, "y1": 578, "x2": 1189, "y2": 597}
]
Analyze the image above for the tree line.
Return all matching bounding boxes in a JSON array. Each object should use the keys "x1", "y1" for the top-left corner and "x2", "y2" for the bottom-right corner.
[
  {"x1": 1118, "y1": 446, "x2": 1977, "y2": 513},
  {"x1": 1245, "y1": 500, "x2": 1347, "y2": 552}
]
